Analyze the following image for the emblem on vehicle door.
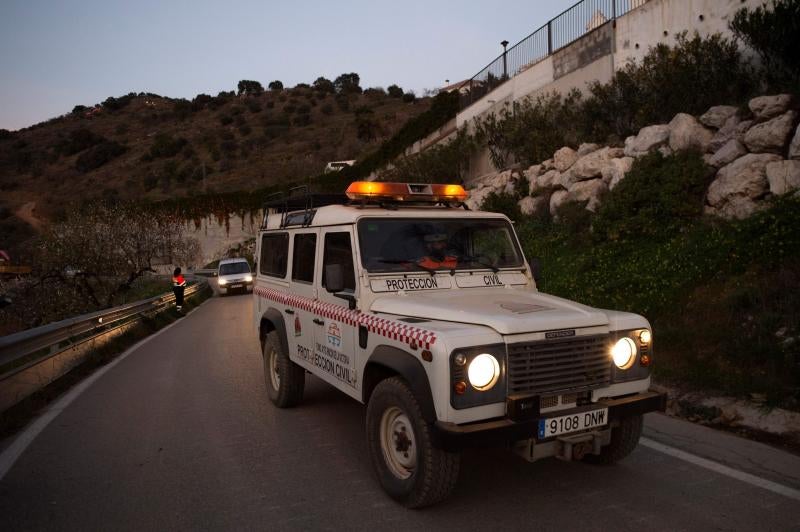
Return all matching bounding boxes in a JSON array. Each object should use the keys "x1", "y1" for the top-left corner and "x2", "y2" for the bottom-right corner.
[
  {"x1": 294, "y1": 315, "x2": 302, "y2": 337},
  {"x1": 327, "y1": 322, "x2": 342, "y2": 347}
]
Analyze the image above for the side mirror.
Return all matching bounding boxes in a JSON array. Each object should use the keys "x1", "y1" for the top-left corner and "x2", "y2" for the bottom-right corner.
[
  {"x1": 325, "y1": 263, "x2": 357, "y2": 310},
  {"x1": 325, "y1": 264, "x2": 344, "y2": 293},
  {"x1": 530, "y1": 258, "x2": 542, "y2": 286}
]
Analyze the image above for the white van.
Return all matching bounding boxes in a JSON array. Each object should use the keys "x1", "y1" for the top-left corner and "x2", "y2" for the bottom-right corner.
[{"x1": 216, "y1": 258, "x2": 253, "y2": 295}]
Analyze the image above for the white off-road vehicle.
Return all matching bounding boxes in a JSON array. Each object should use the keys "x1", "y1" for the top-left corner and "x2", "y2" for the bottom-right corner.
[{"x1": 253, "y1": 182, "x2": 665, "y2": 507}]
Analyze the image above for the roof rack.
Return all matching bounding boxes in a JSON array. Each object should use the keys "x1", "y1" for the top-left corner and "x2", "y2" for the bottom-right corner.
[{"x1": 261, "y1": 186, "x2": 348, "y2": 229}]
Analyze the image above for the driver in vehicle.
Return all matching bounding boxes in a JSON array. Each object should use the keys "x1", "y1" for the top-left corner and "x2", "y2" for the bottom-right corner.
[{"x1": 418, "y1": 231, "x2": 457, "y2": 270}]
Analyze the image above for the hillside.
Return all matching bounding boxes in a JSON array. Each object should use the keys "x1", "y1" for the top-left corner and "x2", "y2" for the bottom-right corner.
[{"x1": 0, "y1": 83, "x2": 431, "y2": 250}]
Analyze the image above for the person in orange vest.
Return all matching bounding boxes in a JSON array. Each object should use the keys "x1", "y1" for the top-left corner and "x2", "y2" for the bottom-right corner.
[
  {"x1": 418, "y1": 231, "x2": 457, "y2": 270},
  {"x1": 172, "y1": 267, "x2": 186, "y2": 311}
]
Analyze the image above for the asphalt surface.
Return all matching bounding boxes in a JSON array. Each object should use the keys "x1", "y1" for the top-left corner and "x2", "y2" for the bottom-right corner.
[{"x1": 1, "y1": 292, "x2": 799, "y2": 531}]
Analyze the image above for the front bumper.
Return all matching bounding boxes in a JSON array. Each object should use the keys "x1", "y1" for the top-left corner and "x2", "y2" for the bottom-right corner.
[{"x1": 432, "y1": 391, "x2": 666, "y2": 451}]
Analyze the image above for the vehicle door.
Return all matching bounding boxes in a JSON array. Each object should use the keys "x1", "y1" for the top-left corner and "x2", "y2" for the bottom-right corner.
[
  {"x1": 314, "y1": 227, "x2": 360, "y2": 399},
  {"x1": 253, "y1": 231, "x2": 290, "y2": 334},
  {"x1": 286, "y1": 229, "x2": 319, "y2": 368}
]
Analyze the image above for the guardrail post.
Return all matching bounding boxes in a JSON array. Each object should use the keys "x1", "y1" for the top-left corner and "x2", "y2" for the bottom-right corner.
[{"x1": 547, "y1": 21, "x2": 553, "y2": 55}]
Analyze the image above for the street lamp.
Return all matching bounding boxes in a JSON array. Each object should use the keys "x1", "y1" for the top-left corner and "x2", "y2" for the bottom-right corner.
[{"x1": 501, "y1": 40, "x2": 509, "y2": 79}]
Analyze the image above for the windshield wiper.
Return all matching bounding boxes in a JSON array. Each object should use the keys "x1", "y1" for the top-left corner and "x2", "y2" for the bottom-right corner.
[
  {"x1": 461, "y1": 256, "x2": 500, "y2": 273},
  {"x1": 374, "y1": 259, "x2": 437, "y2": 275}
]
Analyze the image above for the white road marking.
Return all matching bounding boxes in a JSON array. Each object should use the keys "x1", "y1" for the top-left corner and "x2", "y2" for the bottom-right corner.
[
  {"x1": 640, "y1": 437, "x2": 800, "y2": 502},
  {"x1": 0, "y1": 303, "x2": 207, "y2": 481}
]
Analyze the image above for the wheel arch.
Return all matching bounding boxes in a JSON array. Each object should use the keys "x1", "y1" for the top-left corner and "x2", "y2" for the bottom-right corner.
[
  {"x1": 260, "y1": 307, "x2": 288, "y2": 356},
  {"x1": 363, "y1": 345, "x2": 437, "y2": 423}
]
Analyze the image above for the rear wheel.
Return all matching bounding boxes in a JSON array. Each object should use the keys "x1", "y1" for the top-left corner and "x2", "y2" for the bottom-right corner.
[
  {"x1": 366, "y1": 377, "x2": 460, "y2": 508},
  {"x1": 262, "y1": 330, "x2": 304, "y2": 407},
  {"x1": 583, "y1": 414, "x2": 643, "y2": 464}
]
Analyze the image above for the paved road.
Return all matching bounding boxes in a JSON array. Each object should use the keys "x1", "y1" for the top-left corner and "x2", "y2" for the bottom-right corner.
[{"x1": 1, "y1": 293, "x2": 799, "y2": 531}]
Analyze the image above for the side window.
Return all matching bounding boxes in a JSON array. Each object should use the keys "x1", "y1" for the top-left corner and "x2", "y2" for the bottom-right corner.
[
  {"x1": 260, "y1": 233, "x2": 289, "y2": 277},
  {"x1": 291, "y1": 233, "x2": 316, "y2": 283},
  {"x1": 322, "y1": 232, "x2": 356, "y2": 291}
]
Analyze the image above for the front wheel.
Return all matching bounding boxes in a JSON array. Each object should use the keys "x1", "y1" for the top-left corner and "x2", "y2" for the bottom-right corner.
[
  {"x1": 366, "y1": 377, "x2": 460, "y2": 508},
  {"x1": 262, "y1": 331, "x2": 304, "y2": 407},
  {"x1": 583, "y1": 414, "x2": 643, "y2": 464}
]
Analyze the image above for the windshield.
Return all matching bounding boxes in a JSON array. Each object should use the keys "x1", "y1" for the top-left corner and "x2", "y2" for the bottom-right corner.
[
  {"x1": 219, "y1": 262, "x2": 250, "y2": 275},
  {"x1": 357, "y1": 218, "x2": 524, "y2": 273}
]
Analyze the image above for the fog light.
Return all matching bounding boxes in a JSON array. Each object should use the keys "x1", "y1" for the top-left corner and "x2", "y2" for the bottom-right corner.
[
  {"x1": 468, "y1": 354, "x2": 500, "y2": 391},
  {"x1": 639, "y1": 329, "x2": 652, "y2": 344},
  {"x1": 611, "y1": 338, "x2": 637, "y2": 369}
]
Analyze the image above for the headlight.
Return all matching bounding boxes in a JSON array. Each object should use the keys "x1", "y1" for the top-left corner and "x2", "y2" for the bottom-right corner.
[
  {"x1": 218, "y1": 278, "x2": 227, "y2": 285},
  {"x1": 611, "y1": 337, "x2": 637, "y2": 369},
  {"x1": 639, "y1": 329, "x2": 652, "y2": 344},
  {"x1": 468, "y1": 354, "x2": 500, "y2": 391},
  {"x1": 244, "y1": 274, "x2": 253, "y2": 282}
]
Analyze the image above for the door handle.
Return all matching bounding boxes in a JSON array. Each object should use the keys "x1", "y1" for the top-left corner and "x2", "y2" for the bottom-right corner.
[
  {"x1": 313, "y1": 318, "x2": 324, "y2": 325},
  {"x1": 284, "y1": 308, "x2": 295, "y2": 315}
]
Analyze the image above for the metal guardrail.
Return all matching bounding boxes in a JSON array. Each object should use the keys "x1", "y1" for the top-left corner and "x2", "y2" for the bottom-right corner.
[
  {"x1": 0, "y1": 280, "x2": 206, "y2": 412},
  {"x1": 457, "y1": 0, "x2": 648, "y2": 110}
]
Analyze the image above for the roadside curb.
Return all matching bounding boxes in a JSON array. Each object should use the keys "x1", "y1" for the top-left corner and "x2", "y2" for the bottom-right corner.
[{"x1": 653, "y1": 383, "x2": 800, "y2": 451}]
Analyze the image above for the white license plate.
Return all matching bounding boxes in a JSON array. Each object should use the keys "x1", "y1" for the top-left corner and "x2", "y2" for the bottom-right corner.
[
  {"x1": 229, "y1": 284, "x2": 242, "y2": 288},
  {"x1": 538, "y1": 408, "x2": 608, "y2": 439}
]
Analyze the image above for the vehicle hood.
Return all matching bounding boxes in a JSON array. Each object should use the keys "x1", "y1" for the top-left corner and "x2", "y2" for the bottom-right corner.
[{"x1": 370, "y1": 288, "x2": 609, "y2": 335}]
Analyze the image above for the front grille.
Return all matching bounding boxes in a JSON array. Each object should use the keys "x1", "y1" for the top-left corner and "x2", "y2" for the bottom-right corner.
[{"x1": 507, "y1": 334, "x2": 612, "y2": 395}]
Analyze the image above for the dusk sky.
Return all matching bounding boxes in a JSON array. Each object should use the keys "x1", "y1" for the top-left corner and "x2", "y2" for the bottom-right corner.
[{"x1": 1, "y1": 0, "x2": 576, "y2": 131}]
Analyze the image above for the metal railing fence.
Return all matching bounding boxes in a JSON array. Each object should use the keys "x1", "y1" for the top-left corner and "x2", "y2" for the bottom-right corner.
[{"x1": 457, "y1": 0, "x2": 647, "y2": 110}]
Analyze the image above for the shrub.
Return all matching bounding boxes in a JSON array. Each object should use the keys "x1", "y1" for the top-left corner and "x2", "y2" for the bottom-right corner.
[
  {"x1": 102, "y1": 93, "x2": 136, "y2": 111},
  {"x1": 582, "y1": 32, "x2": 758, "y2": 141},
  {"x1": 55, "y1": 128, "x2": 105, "y2": 155},
  {"x1": 238, "y1": 123, "x2": 252, "y2": 136},
  {"x1": 335, "y1": 94, "x2": 351, "y2": 112},
  {"x1": 475, "y1": 90, "x2": 583, "y2": 168},
  {"x1": 334, "y1": 72, "x2": 362, "y2": 94},
  {"x1": 219, "y1": 114, "x2": 234, "y2": 126},
  {"x1": 143, "y1": 133, "x2": 188, "y2": 160},
  {"x1": 387, "y1": 84, "x2": 403, "y2": 98},
  {"x1": 313, "y1": 76, "x2": 335, "y2": 93},
  {"x1": 72, "y1": 105, "x2": 88, "y2": 114},
  {"x1": 364, "y1": 87, "x2": 386, "y2": 98},
  {"x1": 293, "y1": 113, "x2": 311, "y2": 127},
  {"x1": 731, "y1": 0, "x2": 800, "y2": 91},
  {"x1": 245, "y1": 99, "x2": 262, "y2": 113},
  {"x1": 172, "y1": 98, "x2": 192, "y2": 120},
  {"x1": 75, "y1": 141, "x2": 126, "y2": 172},
  {"x1": 320, "y1": 103, "x2": 334, "y2": 115},
  {"x1": 192, "y1": 93, "x2": 213, "y2": 111},
  {"x1": 237, "y1": 79, "x2": 264, "y2": 96},
  {"x1": 480, "y1": 191, "x2": 522, "y2": 222},
  {"x1": 592, "y1": 151, "x2": 715, "y2": 241},
  {"x1": 268, "y1": 80, "x2": 284, "y2": 91},
  {"x1": 402, "y1": 92, "x2": 416, "y2": 103}
]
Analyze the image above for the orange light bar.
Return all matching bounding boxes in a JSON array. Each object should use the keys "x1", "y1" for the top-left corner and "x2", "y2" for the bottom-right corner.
[{"x1": 345, "y1": 181, "x2": 468, "y2": 202}]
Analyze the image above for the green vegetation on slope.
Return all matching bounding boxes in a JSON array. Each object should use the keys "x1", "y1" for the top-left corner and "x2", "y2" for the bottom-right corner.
[{"x1": 502, "y1": 153, "x2": 800, "y2": 407}]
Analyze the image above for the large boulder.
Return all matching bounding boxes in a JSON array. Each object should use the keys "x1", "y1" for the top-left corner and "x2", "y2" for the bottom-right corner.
[
  {"x1": 577, "y1": 142, "x2": 600, "y2": 156},
  {"x1": 700, "y1": 105, "x2": 738, "y2": 129},
  {"x1": 523, "y1": 163, "x2": 541, "y2": 183},
  {"x1": 563, "y1": 147, "x2": 618, "y2": 185},
  {"x1": 531, "y1": 169, "x2": 561, "y2": 192},
  {"x1": 553, "y1": 147, "x2": 579, "y2": 172},
  {"x1": 749, "y1": 94, "x2": 793, "y2": 121},
  {"x1": 766, "y1": 160, "x2": 800, "y2": 196},
  {"x1": 707, "y1": 153, "x2": 783, "y2": 218},
  {"x1": 709, "y1": 116, "x2": 751, "y2": 152},
  {"x1": 624, "y1": 124, "x2": 670, "y2": 157},
  {"x1": 465, "y1": 186, "x2": 494, "y2": 211},
  {"x1": 601, "y1": 156, "x2": 635, "y2": 190},
  {"x1": 669, "y1": 113, "x2": 714, "y2": 153},
  {"x1": 518, "y1": 195, "x2": 549, "y2": 216},
  {"x1": 790, "y1": 124, "x2": 800, "y2": 160},
  {"x1": 549, "y1": 189, "x2": 569, "y2": 216},
  {"x1": 566, "y1": 179, "x2": 607, "y2": 212},
  {"x1": 744, "y1": 111, "x2": 797, "y2": 153},
  {"x1": 706, "y1": 139, "x2": 748, "y2": 169}
]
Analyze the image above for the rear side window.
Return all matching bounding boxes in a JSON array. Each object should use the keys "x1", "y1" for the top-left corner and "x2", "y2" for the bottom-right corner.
[
  {"x1": 292, "y1": 233, "x2": 317, "y2": 283},
  {"x1": 260, "y1": 233, "x2": 289, "y2": 278},
  {"x1": 322, "y1": 232, "x2": 356, "y2": 291}
]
